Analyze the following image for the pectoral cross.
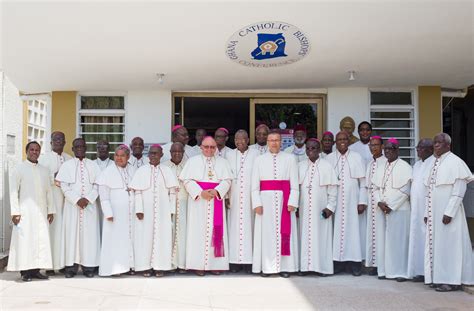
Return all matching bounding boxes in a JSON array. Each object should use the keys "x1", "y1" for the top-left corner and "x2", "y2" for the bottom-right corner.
[{"x1": 208, "y1": 170, "x2": 214, "y2": 179}]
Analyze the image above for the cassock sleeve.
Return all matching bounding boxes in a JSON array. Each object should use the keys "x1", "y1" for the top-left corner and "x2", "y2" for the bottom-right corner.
[
  {"x1": 134, "y1": 190, "x2": 144, "y2": 214},
  {"x1": 444, "y1": 179, "x2": 467, "y2": 218},
  {"x1": 384, "y1": 182, "x2": 410, "y2": 211},
  {"x1": 288, "y1": 156, "x2": 299, "y2": 208},
  {"x1": 358, "y1": 177, "x2": 368, "y2": 205},
  {"x1": 45, "y1": 175, "x2": 55, "y2": 214},
  {"x1": 9, "y1": 166, "x2": 21, "y2": 216},
  {"x1": 61, "y1": 182, "x2": 82, "y2": 206},
  {"x1": 251, "y1": 158, "x2": 262, "y2": 209},
  {"x1": 98, "y1": 185, "x2": 113, "y2": 218},
  {"x1": 183, "y1": 180, "x2": 202, "y2": 201},
  {"x1": 215, "y1": 179, "x2": 231, "y2": 200},
  {"x1": 326, "y1": 184, "x2": 338, "y2": 212}
]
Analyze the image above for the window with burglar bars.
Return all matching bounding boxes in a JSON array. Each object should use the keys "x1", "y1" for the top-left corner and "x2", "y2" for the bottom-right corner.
[
  {"x1": 370, "y1": 91, "x2": 416, "y2": 164},
  {"x1": 78, "y1": 96, "x2": 125, "y2": 159},
  {"x1": 26, "y1": 99, "x2": 48, "y2": 147}
]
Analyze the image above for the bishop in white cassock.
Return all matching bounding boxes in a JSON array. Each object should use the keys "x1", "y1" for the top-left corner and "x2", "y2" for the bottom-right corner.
[
  {"x1": 325, "y1": 131, "x2": 366, "y2": 276},
  {"x1": 363, "y1": 136, "x2": 387, "y2": 274},
  {"x1": 38, "y1": 131, "x2": 72, "y2": 273},
  {"x1": 215, "y1": 127, "x2": 233, "y2": 158},
  {"x1": 180, "y1": 136, "x2": 233, "y2": 275},
  {"x1": 162, "y1": 125, "x2": 198, "y2": 162},
  {"x1": 128, "y1": 137, "x2": 149, "y2": 168},
  {"x1": 373, "y1": 138, "x2": 412, "y2": 281},
  {"x1": 225, "y1": 130, "x2": 259, "y2": 272},
  {"x1": 8, "y1": 142, "x2": 54, "y2": 281},
  {"x1": 252, "y1": 131, "x2": 299, "y2": 277},
  {"x1": 129, "y1": 144, "x2": 178, "y2": 277},
  {"x1": 407, "y1": 139, "x2": 433, "y2": 282},
  {"x1": 423, "y1": 133, "x2": 474, "y2": 292},
  {"x1": 249, "y1": 124, "x2": 269, "y2": 155},
  {"x1": 298, "y1": 139, "x2": 337, "y2": 275},
  {"x1": 162, "y1": 142, "x2": 188, "y2": 271},
  {"x1": 56, "y1": 138, "x2": 101, "y2": 278},
  {"x1": 96, "y1": 145, "x2": 137, "y2": 276}
]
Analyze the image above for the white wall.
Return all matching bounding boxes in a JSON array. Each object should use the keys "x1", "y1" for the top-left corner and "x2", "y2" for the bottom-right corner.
[
  {"x1": 126, "y1": 90, "x2": 172, "y2": 144},
  {"x1": 0, "y1": 73, "x2": 23, "y2": 253},
  {"x1": 327, "y1": 87, "x2": 370, "y2": 135}
]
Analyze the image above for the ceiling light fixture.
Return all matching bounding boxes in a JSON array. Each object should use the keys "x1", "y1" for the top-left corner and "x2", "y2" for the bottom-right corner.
[
  {"x1": 157, "y1": 73, "x2": 165, "y2": 84},
  {"x1": 348, "y1": 71, "x2": 355, "y2": 81}
]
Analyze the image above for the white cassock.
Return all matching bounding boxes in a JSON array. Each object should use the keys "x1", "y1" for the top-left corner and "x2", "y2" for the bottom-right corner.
[
  {"x1": 226, "y1": 148, "x2": 259, "y2": 264},
  {"x1": 95, "y1": 158, "x2": 113, "y2": 171},
  {"x1": 373, "y1": 159, "x2": 412, "y2": 278},
  {"x1": 349, "y1": 141, "x2": 372, "y2": 259},
  {"x1": 162, "y1": 159, "x2": 188, "y2": 269},
  {"x1": 249, "y1": 144, "x2": 268, "y2": 155},
  {"x1": 128, "y1": 155, "x2": 149, "y2": 169},
  {"x1": 251, "y1": 152, "x2": 300, "y2": 274},
  {"x1": 38, "y1": 151, "x2": 72, "y2": 270},
  {"x1": 129, "y1": 163, "x2": 178, "y2": 271},
  {"x1": 180, "y1": 155, "x2": 233, "y2": 271},
  {"x1": 96, "y1": 164, "x2": 136, "y2": 276},
  {"x1": 161, "y1": 142, "x2": 198, "y2": 163},
  {"x1": 216, "y1": 146, "x2": 233, "y2": 158},
  {"x1": 423, "y1": 152, "x2": 474, "y2": 285},
  {"x1": 326, "y1": 150, "x2": 366, "y2": 262},
  {"x1": 407, "y1": 157, "x2": 434, "y2": 278},
  {"x1": 7, "y1": 161, "x2": 54, "y2": 271},
  {"x1": 364, "y1": 155, "x2": 387, "y2": 268},
  {"x1": 298, "y1": 158, "x2": 337, "y2": 274},
  {"x1": 284, "y1": 144, "x2": 308, "y2": 162},
  {"x1": 56, "y1": 158, "x2": 101, "y2": 268}
]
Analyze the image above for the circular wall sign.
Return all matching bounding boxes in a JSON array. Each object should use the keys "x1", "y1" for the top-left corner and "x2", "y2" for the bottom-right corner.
[{"x1": 226, "y1": 21, "x2": 310, "y2": 68}]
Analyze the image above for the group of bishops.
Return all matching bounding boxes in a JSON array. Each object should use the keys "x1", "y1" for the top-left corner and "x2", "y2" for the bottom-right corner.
[{"x1": 7, "y1": 121, "x2": 474, "y2": 292}]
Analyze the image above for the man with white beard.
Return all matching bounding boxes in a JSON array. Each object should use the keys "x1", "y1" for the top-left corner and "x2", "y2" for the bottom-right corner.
[
  {"x1": 56, "y1": 138, "x2": 101, "y2": 278},
  {"x1": 226, "y1": 130, "x2": 259, "y2": 273},
  {"x1": 96, "y1": 145, "x2": 136, "y2": 276},
  {"x1": 180, "y1": 136, "x2": 233, "y2": 276},
  {"x1": 38, "y1": 131, "x2": 72, "y2": 275},
  {"x1": 407, "y1": 138, "x2": 433, "y2": 282},
  {"x1": 284, "y1": 125, "x2": 308, "y2": 162},
  {"x1": 298, "y1": 138, "x2": 337, "y2": 276},
  {"x1": 130, "y1": 144, "x2": 178, "y2": 277},
  {"x1": 423, "y1": 133, "x2": 473, "y2": 292},
  {"x1": 252, "y1": 130, "x2": 299, "y2": 278}
]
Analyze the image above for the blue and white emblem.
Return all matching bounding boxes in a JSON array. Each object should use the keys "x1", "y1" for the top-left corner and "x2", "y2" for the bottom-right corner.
[{"x1": 251, "y1": 33, "x2": 287, "y2": 60}]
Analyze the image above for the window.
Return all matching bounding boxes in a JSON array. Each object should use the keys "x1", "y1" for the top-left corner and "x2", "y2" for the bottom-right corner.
[
  {"x1": 370, "y1": 91, "x2": 416, "y2": 164},
  {"x1": 78, "y1": 96, "x2": 125, "y2": 159},
  {"x1": 26, "y1": 99, "x2": 47, "y2": 147}
]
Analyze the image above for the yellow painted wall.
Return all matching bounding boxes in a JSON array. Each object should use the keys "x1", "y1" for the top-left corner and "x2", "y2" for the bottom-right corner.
[
  {"x1": 418, "y1": 86, "x2": 442, "y2": 140},
  {"x1": 51, "y1": 91, "x2": 77, "y2": 150}
]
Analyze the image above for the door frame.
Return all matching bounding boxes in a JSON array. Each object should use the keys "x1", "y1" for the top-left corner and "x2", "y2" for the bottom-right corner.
[{"x1": 171, "y1": 92, "x2": 326, "y2": 143}]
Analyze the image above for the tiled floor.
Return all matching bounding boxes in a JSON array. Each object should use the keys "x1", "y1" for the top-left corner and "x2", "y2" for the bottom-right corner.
[{"x1": 1, "y1": 271, "x2": 473, "y2": 310}]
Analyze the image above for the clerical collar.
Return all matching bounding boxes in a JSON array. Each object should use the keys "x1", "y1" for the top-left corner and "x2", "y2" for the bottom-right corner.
[
  {"x1": 27, "y1": 159, "x2": 38, "y2": 165},
  {"x1": 238, "y1": 148, "x2": 248, "y2": 154},
  {"x1": 435, "y1": 151, "x2": 450, "y2": 160}
]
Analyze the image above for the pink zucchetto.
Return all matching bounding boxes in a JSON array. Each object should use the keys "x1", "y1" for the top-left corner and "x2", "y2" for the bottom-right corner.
[
  {"x1": 172, "y1": 125, "x2": 183, "y2": 132},
  {"x1": 307, "y1": 138, "x2": 320, "y2": 143},
  {"x1": 387, "y1": 137, "x2": 399, "y2": 145},
  {"x1": 322, "y1": 131, "x2": 333, "y2": 137},
  {"x1": 216, "y1": 127, "x2": 229, "y2": 134},
  {"x1": 150, "y1": 144, "x2": 162, "y2": 148}
]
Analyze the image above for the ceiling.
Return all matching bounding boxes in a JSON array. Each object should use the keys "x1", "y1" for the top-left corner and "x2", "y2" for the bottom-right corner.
[{"x1": 1, "y1": 0, "x2": 473, "y2": 92}]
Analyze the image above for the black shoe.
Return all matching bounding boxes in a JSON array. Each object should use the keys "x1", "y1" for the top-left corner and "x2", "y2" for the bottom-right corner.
[
  {"x1": 412, "y1": 275, "x2": 424, "y2": 282},
  {"x1": 351, "y1": 262, "x2": 362, "y2": 276},
  {"x1": 45, "y1": 270, "x2": 55, "y2": 276},
  {"x1": 230, "y1": 267, "x2": 240, "y2": 273},
  {"x1": 58, "y1": 268, "x2": 66, "y2": 274},
  {"x1": 429, "y1": 283, "x2": 440, "y2": 289},
  {"x1": 32, "y1": 272, "x2": 49, "y2": 280},
  {"x1": 435, "y1": 284, "x2": 459, "y2": 292},
  {"x1": 21, "y1": 275, "x2": 32, "y2": 282},
  {"x1": 83, "y1": 271, "x2": 94, "y2": 278},
  {"x1": 297, "y1": 271, "x2": 308, "y2": 276},
  {"x1": 368, "y1": 268, "x2": 378, "y2": 276},
  {"x1": 279, "y1": 272, "x2": 290, "y2": 278},
  {"x1": 260, "y1": 273, "x2": 270, "y2": 277},
  {"x1": 378, "y1": 276, "x2": 386, "y2": 280},
  {"x1": 396, "y1": 277, "x2": 407, "y2": 282},
  {"x1": 64, "y1": 272, "x2": 75, "y2": 278}
]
